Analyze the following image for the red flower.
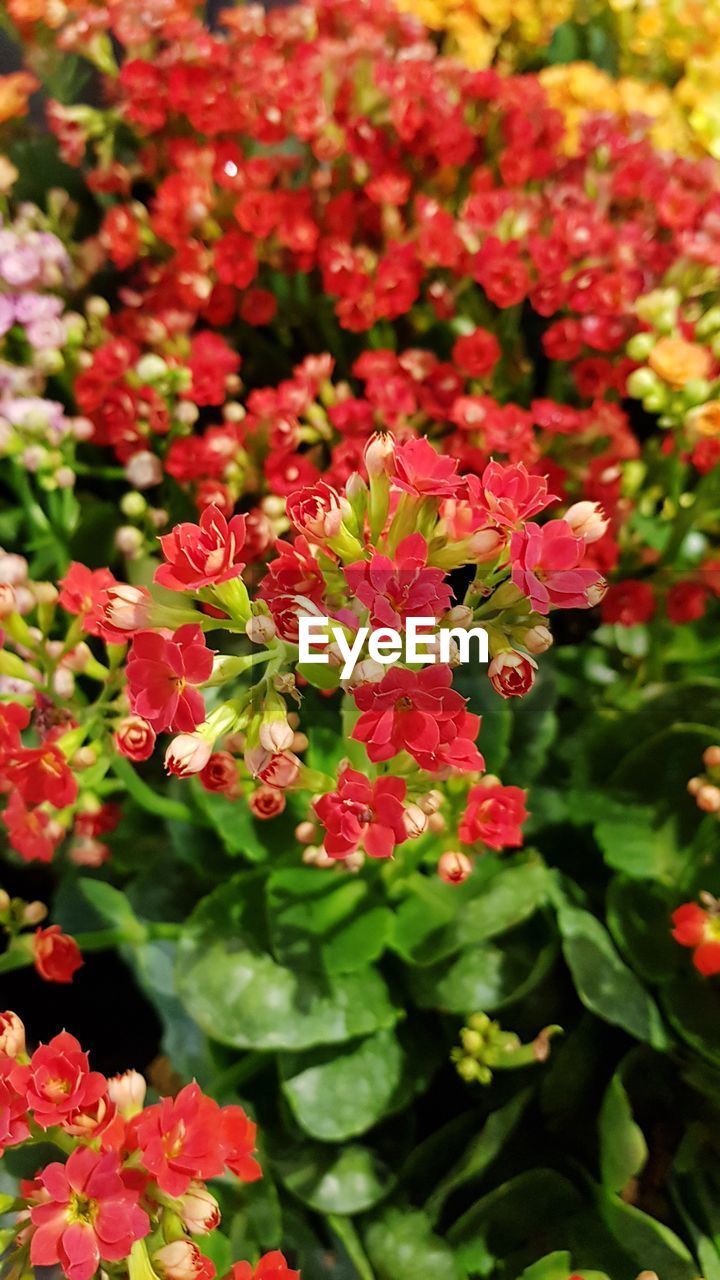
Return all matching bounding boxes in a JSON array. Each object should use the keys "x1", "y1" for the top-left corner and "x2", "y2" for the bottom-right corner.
[
  {"x1": 32, "y1": 929, "x2": 84, "y2": 985},
  {"x1": 0, "y1": 1056, "x2": 30, "y2": 1153},
  {"x1": 2, "y1": 793, "x2": 63, "y2": 863},
  {"x1": 314, "y1": 768, "x2": 408, "y2": 859},
  {"x1": 220, "y1": 1105, "x2": 262, "y2": 1182},
  {"x1": 459, "y1": 784, "x2": 528, "y2": 849},
  {"x1": 229, "y1": 1253, "x2": 300, "y2": 1280},
  {"x1": 392, "y1": 437, "x2": 460, "y2": 498},
  {"x1": 0, "y1": 701, "x2": 29, "y2": 755},
  {"x1": 126, "y1": 625, "x2": 213, "y2": 734},
  {"x1": 155, "y1": 506, "x2": 247, "y2": 592},
  {"x1": 344, "y1": 534, "x2": 452, "y2": 630},
  {"x1": 352, "y1": 665, "x2": 484, "y2": 773},
  {"x1": 666, "y1": 581, "x2": 708, "y2": 624},
  {"x1": 15, "y1": 1031, "x2": 103, "y2": 1128},
  {"x1": 488, "y1": 651, "x2": 537, "y2": 698},
  {"x1": 133, "y1": 1082, "x2": 225, "y2": 1197},
  {"x1": 186, "y1": 333, "x2": 241, "y2": 407},
  {"x1": 451, "y1": 327, "x2": 500, "y2": 378},
  {"x1": 601, "y1": 580, "x2": 656, "y2": 626},
  {"x1": 29, "y1": 1146, "x2": 150, "y2": 1280},
  {"x1": 5, "y1": 744, "x2": 77, "y2": 809},
  {"x1": 510, "y1": 520, "x2": 602, "y2": 614},
  {"x1": 671, "y1": 903, "x2": 720, "y2": 976},
  {"x1": 58, "y1": 563, "x2": 117, "y2": 638},
  {"x1": 199, "y1": 752, "x2": 239, "y2": 795}
]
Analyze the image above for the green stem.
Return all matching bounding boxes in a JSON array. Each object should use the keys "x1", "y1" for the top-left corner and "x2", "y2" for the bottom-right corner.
[
  {"x1": 110, "y1": 755, "x2": 199, "y2": 824},
  {"x1": 206, "y1": 1051, "x2": 267, "y2": 1098},
  {"x1": 327, "y1": 1216, "x2": 376, "y2": 1280}
]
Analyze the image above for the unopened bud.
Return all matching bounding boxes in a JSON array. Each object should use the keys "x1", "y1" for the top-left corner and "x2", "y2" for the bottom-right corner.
[
  {"x1": 428, "y1": 812, "x2": 447, "y2": 834},
  {"x1": 245, "y1": 614, "x2": 276, "y2": 644},
  {"x1": 107, "y1": 1069, "x2": 147, "y2": 1118},
  {"x1": 259, "y1": 719, "x2": 294, "y2": 753},
  {"x1": 403, "y1": 804, "x2": 428, "y2": 839},
  {"x1": 23, "y1": 900, "x2": 47, "y2": 925},
  {"x1": 444, "y1": 605, "x2": 473, "y2": 627},
  {"x1": 178, "y1": 1184, "x2": 221, "y2": 1236},
  {"x1": 438, "y1": 851, "x2": 473, "y2": 884},
  {"x1": 419, "y1": 790, "x2": 443, "y2": 815},
  {"x1": 165, "y1": 735, "x2": 213, "y2": 778},
  {"x1": 0, "y1": 584, "x2": 16, "y2": 617},
  {"x1": 687, "y1": 776, "x2": 702, "y2": 796},
  {"x1": 295, "y1": 821, "x2": 318, "y2": 844},
  {"x1": 364, "y1": 431, "x2": 395, "y2": 477},
  {"x1": 564, "y1": 501, "x2": 609, "y2": 544},
  {"x1": 523, "y1": 625, "x2": 553, "y2": 655},
  {"x1": 703, "y1": 746, "x2": 720, "y2": 769},
  {"x1": 0, "y1": 1011, "x2": 26, "y2": 1058},
  {"x1": 697, "y1": 784, "x2": 720, "y2": 813},
  {"x1": 115, "y1": 526, "x2": 144, "y2": 559}
]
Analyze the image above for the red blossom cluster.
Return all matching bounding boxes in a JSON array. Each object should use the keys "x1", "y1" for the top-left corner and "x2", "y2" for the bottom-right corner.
[{"x1": 0, "y1": 1011, "x2": 297, "y2": 1280}]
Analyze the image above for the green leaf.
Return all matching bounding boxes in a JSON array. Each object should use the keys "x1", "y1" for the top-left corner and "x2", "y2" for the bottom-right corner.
[
  {"x1": 192, "y1": 785, "x2": 269, "y2": 860},
  {"x1": 297, "y1": 660, "x2": 341, "y2": 690},
  {"x1": 279, "y1": 1028, "x2": 405, "y2": 1141},
  {"x1": 448, "y1": 1170, "x2": 584, "y2": 1261},
  {"x1": 553, "y1": 894, "x2": 669, "y2": 1049},
  {"x1": 267, "y1": 868, "x2": 392, "y2": 974},
  {"x1": 606, "y1": 878, "x2": 678, "y2": 983},
  {"x1": 177, "y1": 877, "x2": 398, "y2": 1050},
  {"x1": 517, "y1": 1254, "x2": 573, "y2": 1280},
  {"x1": 408, "y1": 919, "x2": 556, "y2": 1015},
  {"x1": 365, "y1": 1209, "x2": 465, "y2": 1280},
  {"x1": 455, "y1": 862, "x2": 548, "y2": 946},
  {"x1": 662, "y1": 974, "x2": 720, "y2": 1067},
  {"x1": 597, "y1": 1190, "x2": 697, "y2": 1280},
  {"x1": 594, "y1": 805, "x2": 689, "y2": 883},
  {"x1": 76, "y1": 878, "x2": 145, "y2": 942},
  {"x1": 598, "y1": 1074, "x2": 647, "y2": 1194},
  {"x1": 275, "y1": 1142, "x2": 394, "y2": 1214},
  {"x1": 424, "y1": 1089, "x2": 531, "y2": 1225}
]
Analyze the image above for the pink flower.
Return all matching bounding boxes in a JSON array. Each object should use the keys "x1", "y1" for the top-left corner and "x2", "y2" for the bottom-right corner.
[
  {"x1": 0, "y1": 1056, "x2": 30, "y2": 1154},
  {"x1": 467, "y1": 461, "x2": 554, "y2": 528},
  {"x1": 510, "y1": 520, "x2": 602, "y2": 614},
  {"x1": 488, "y1": 651, "x2": 537, "y2": 698},
  {"x1": 29, "y1": 1146, "x2": 149, "y2": 1280},
  {"x1": 126, "y1": 625, "x2": 213, "y2": 734},
  {"x1": 344, "y1": 534, "x2": 452, "y2": 629},
  {"x1": 155, "y1": 506, "x2": 247, "y2": 592},
  {"x1": 392, "y1": 437, "x2": 460, "y2": 498},
  {"x1": 459, "y1": 784, "x2": 528, "y2": 849},
  {"x1": 314, "y1": 768, "x2": 408, "y2": 859},
  {"x1": 352, "y1": 665, "x2": 484, "y2": 773}
]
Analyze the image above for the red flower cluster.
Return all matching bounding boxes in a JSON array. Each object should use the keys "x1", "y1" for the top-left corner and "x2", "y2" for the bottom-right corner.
[{"x1": 0, "y1": 1014, "x2": 283, "y2": 1280}]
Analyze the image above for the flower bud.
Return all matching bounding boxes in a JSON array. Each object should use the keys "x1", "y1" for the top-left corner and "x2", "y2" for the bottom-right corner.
[
  {"x1": 22, "y1": 900, "x2": 47, "y2": 925},
  {"x1": 259, "y1": 718, "x2": 294, "y2": 753},
  {"x1": 178, "y1": 1184, "x2": 221, "y2": 1236},
  {"x1": 469, "y1": 527, "x2": 505, "y2": 561},
  {"x1": 585, "y1": 578, "x2": 607, "y2": 607},
  {"x1": 136, "y1": 353, "x2": 168, "y2": 383},
  {"x1": 488, "y1": 650, "x2": 537, "y2": 698},
  {"x1": 107, "y1": 1069, "x2": 147, "y2": 1118},
  {"x1": 697, "y1": 784, "x2": 720, "y2": 813},
  {"x1": 523, "y1": 625, "x2": 553, "y2": 655},
  {"x1": 403, "y1": 804, "x2": 428, "y2": 839},
  {"x1": 69, "y1": 837, "x2": 110, "y2": 868},
  {"x1": 153, "y1": 1240, "x2": 213, "y2": 1280},
  {"x1": 344, "y1": 658, "x2": 385, "y2": 687},
  {"x1": 104, "y1": 583, "x2": 150, "y2": 631},
  {"x1": 115, "y1": 526, "x2": 144, "y2": 558},
  {"x1": 564, "y1": 501, "x2": 609, "y2": 544},
  {"x1": 199, "y1": 751, "x2": 238, "y2": 795},
  {"x1": 364, "y1": 431, "x2": 395, "y2": 477},
  {"x1": 0, "y1": 554, "x2": 28, "y2": 586},
  {"x1": 703, "y1": 746, "x2": 720, "y2": 769},
  {"x1": 687, "y1": 776, "x2": 702, "y2": 796},
  {"x1": 428, "y1": 812, "x2": 446, "y2": 834},
  {"x1": 419, "y1": 790, "x2": 443, "y2": 815},
  {"x1": 0, "y1": 584, "x2": 16, "y2": 617},
  {"x1": 124, "y1": 450, "x2": 163, "y2": 490},
  {"x1": 0, "y1": 1011, "x2": 25, "y2": 1058},
  {"x1": 295, "y1": 821, "x2": 318, "y2": 844},
  {"x1": 444, "y1": 605, "x2": 473, "y2": 627},
  {"x1": 438, "y1": 851, "x2": 473, "y2": 884},
  {"x1": 165, "y1": 735, "x2": 213, "y2": 778},
  {"x1": 249, "y1": 784, "x2": 286, "y2": 818},
  {"x1": 115, "y1": 716, "x2": 156, "y2": 762},
  {"x1": 245, "y1": 614, "x2": 276, "y2": 644}
]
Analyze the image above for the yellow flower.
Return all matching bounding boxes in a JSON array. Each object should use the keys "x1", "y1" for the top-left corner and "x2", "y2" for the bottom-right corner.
[{"x1": 0, "y1": 72, "x2": 39, "y2": 125}]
